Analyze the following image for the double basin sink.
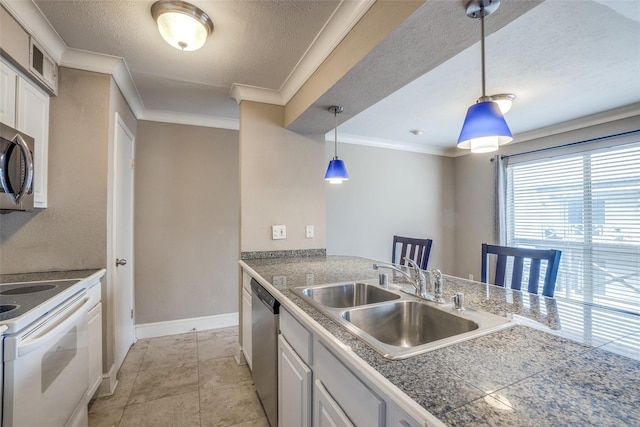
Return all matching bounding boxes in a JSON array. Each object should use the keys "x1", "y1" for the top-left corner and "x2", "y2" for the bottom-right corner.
[{"x1": 293, "y1": 280, "x2": 513, "y2": 359}]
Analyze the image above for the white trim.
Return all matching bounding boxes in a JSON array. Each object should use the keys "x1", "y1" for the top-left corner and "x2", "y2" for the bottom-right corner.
[
  {"x1": 96, "y1": 363, "x2": 118, "y2": 397},
  {"x1": 333, "y1": 132, "x2": 451, "y2": 157},
  {"x1": 279, "y1": 0, "x2": 374, "y2": 103},
  {"x1": 135, "y1": 312, "x2": 239, "y2": 340},
  {"x1": 60, "y1": 48, "x2": 121, "y2": 74},
  {"x1": 513, "y1": 103, "x2": 640, "y2": 145},
  {"x1": 0, "y1": 0, "x2": 66, "y2": 62},
  {"x1": 138, "y1": 109, "x2": 239, "y2": 130},
  {"x1": 229, "y1": 84, "x2": 283, "y2": 106}
]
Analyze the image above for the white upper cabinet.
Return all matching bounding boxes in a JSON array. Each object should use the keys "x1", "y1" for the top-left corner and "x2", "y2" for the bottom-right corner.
[
  {"x1": 16, "y1": 76, "x2": 49, "y2": 208},
  {"x1": 0, "y1": 60, "x2": 17, "y2": 126},
  {"x1": 1, "y1": 58, "x2": 49, "y2": 208}
]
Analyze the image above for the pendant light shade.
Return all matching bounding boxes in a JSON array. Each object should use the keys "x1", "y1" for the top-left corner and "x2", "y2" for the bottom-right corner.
[
  {"x1": 151, "y1": 1, "x2": 213, "y2": 51},
  {"x1": 457, "y1": 0, "x2": 513, "y2": 153},
  {"x1": 457, "y1": 101, "x2": 512, "y2": 153},
  {"x1": 325, "y1": 106, "x2": 349, "y2": 184}
]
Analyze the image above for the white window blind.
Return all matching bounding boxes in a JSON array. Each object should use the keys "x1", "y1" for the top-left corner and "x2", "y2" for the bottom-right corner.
[{"x1": 506, "y1": 141, "x2": 640, "y2": 315}]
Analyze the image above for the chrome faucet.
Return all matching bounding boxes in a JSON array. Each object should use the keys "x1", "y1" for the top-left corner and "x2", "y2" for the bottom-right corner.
[
  {"x1": 372, "y1": 258, "x2": 429, "y2": 299},
  {"x1": 431, "y1": 269, "x2": 445, "y2": 303}
]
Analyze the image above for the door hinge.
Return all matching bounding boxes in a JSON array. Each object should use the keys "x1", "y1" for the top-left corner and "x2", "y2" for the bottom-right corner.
[
  {"x1": 130, "y1": 159, "x2": 135, "y2": 169},
  {"x1": 130, "y1": 309, "x2": 134, "y2": 319}
]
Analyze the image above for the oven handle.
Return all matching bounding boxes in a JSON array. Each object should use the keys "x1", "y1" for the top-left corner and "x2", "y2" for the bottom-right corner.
[{"x1": 18, "y1": 295, "x2": 91, "y2": 357}]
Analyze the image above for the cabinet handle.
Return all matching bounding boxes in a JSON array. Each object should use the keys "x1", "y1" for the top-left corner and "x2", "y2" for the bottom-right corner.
[{"x1": 115, "y1": 258, "x2": 127, "y2": 267}]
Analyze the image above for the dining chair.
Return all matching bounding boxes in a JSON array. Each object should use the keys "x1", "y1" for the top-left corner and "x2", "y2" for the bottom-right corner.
[
  {"x1": 481, "y1": 243, "x2": 562, "y2": 297},
  {"x1": 392, "y1": 235, "x2": 433, "y2": 270}
]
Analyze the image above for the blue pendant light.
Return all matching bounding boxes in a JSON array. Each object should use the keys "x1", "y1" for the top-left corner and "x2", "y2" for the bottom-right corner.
[
  {"x1": 325, "y1": 106, "x2": 349, "y2": 184},
  {"x1": 457, "y1": 0, "x2": 513, "y2": 153}
]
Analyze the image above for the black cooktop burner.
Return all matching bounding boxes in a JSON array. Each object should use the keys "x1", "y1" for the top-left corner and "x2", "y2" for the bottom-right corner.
[{"x1": 0, "y1": 280, "x2": 80, "y2": 324}]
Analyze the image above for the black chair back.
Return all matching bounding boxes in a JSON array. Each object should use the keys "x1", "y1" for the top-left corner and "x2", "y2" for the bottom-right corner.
[
  {"x1": 481, "y1": 243, "x2": 562, "y2": 297},
  {"x1": 392, "y1": 235, "x2": 433, "y2": 270}
]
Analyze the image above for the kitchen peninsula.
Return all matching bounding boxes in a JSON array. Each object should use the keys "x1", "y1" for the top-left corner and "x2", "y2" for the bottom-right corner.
[{"x1": 240, "y1": 255, "x2": 640, "y2": 426}]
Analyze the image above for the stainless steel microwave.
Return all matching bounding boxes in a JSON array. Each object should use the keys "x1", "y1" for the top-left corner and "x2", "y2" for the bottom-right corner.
[{"x1": 0, "y1": 123, "x2": 34, "y2": 212}]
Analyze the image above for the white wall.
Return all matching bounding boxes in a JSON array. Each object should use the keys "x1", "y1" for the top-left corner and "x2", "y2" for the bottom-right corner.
[{"x1": 325, "y1": 143, "x2": 455, "y2": 273}]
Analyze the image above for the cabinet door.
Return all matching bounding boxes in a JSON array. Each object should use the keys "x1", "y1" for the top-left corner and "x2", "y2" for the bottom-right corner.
[
  {"x1": 87, "y1": 302, "x2": 103, "y2": 400},
  {"x1": 278, "y1": 335, "x2": 311, "y2": 427},
  {"x1": 16, "y1": 77, "x2": 49, "y2": 208},
  {"x1": 0, "y1": 60, "x2": 17, "y2": 126},
  {"x1": 241, "y1": 287, "x2": 252, "y2": 368},
  {"x1": 314, "y1": 379, "x2": 354, "y2": 427}
]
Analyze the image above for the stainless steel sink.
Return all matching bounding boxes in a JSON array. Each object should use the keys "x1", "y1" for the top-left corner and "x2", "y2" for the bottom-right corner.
[
  {"x1": 341, "y1": 300, "x2": 478, "y2": 347},
  {"x1": 293, "y1": 280, "x2": 514, "y2": 359},
  {"x1": 300, "y1": 282, "x2": 400, "y2": 308}
]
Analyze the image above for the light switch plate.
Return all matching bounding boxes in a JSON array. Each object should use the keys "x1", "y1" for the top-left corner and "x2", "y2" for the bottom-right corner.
[
  {"x1": 272, "y1": 225, "x2": 286, "y2": 240},
  {"x1": 306, "y1": 225, "x2": 314, "y2": 239}
]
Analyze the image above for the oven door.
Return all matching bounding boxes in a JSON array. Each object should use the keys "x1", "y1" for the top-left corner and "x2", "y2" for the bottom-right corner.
[{"x1": 3, "y1": 292, "x2": 90, "y2": 427}]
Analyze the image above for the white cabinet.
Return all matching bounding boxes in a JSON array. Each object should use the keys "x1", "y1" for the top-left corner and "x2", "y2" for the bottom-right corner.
[
  {"x1": 278, "y1": 335, "x2": 312, "y2": 427},
  {"x1": 314, "y1": 341, "x2": 385, "y2": 427},
  {"x1": 314, "y1": 379, "x2": 354, "y2": 427},
  {"x1": 0, "y1": 58, "x2": 49, "y2": 207},
  {"x1": 17, "y1": 76, "x2": 49, "y2": 207},
  {"x1": 0, "y1": 60, "x2": 17, "y2": 125},
  {"x1": 241, "y1": 271, "x2": 252, "y2": 368},
  {"x1": 87, "y1": 282, "x2": 102, "y2": 400}
]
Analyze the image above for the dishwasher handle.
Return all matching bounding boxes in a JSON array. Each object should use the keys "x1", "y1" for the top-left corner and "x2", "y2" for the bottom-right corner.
[{"x1": 251, "y1": 278, "x2": 280, "y2": 314}]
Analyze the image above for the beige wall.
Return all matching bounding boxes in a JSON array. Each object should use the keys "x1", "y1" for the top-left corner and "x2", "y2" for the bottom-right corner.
[
  {"x1": 0, "y1": 67, "x2": 110, "y2": 273},
  {"x1": 453, "y1": 115, "x2": 640, "y2": 280},
  {"x1": 134, "y1": 121, "x2": 239, "y2": 324},
  {"x1": 240, "y1": 101, "x2": 326, "y2": 252},
  {"x1": 325, "y1": 143, "x2": 455, "y2": 273}
]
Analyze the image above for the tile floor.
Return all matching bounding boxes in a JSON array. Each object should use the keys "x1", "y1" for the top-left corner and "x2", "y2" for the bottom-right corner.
[{"x1": 88, "y1": 327, "x2": 269, "y2": 427}]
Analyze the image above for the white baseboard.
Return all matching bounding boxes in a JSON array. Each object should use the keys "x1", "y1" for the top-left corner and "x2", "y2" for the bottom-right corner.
[
  {"x1": 135, "y1": 312, "x2": 239, "y2": 340},
  {"x1": 96, "y1": 363, "x2": 118, "y2": 397}
]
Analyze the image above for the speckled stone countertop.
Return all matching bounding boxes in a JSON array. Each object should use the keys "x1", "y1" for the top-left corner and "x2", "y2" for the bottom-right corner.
[
  {"x1": 0, "y1": 269, "x2": 103, "y2": 284},
  {"x1": 241, "y1": 255, "x2": 640, "y2": 427}
]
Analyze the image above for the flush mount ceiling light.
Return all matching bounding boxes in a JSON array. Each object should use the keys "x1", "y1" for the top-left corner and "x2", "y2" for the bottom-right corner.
[
  {"x1": 457, "y1": 0, "x2": 513, "y2": 154},
  {"x1": 151, "y1": 0, "x2": 213, "y2": 51},
  {"x1": 325, "y1": 106, "x2": 349, "y2": 184}
]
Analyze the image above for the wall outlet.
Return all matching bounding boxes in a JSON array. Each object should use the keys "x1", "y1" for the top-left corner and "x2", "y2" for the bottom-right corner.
[
  {"x1": 306, "y1": 225, "x2": 314, "y2": 239},
  {"x1": 272, "y1": 225, "x2": 286, "y2": 240},
  {"x1": 468, "y1": 274, "x2": 474, "y2": 281}
]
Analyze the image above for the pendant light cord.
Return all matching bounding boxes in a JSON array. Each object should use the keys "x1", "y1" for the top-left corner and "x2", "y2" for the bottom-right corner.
[
  {"x1": 480, "y1": 4, "x2": 486, "y2": 98},
  {"x1": 334, "y1": 109, "x2": 339, "y2": 160}
]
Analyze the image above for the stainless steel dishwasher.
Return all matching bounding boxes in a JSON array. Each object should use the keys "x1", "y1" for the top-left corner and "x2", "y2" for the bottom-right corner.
[{"x1": 251, "y1": 278, "x2": 280, "y2": 427}]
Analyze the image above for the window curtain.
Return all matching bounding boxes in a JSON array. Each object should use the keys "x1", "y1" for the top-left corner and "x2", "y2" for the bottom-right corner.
[{"x1": 494, "y1": 154, "x2": 507, "y2": 245}]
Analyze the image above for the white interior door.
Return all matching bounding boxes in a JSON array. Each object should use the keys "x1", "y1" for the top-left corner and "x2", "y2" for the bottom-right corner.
[{"x1": 113, "y1": 113, "x2": 135, "y2": 370}]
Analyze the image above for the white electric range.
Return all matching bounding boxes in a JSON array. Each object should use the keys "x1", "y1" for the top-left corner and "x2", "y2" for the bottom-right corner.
[{"x1": 0, "y1": 275, "x2": 96, "y2": 427}]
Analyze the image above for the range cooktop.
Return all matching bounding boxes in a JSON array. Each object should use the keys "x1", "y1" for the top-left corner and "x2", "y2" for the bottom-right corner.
[{"x1": 0, "y1": 280, "x2": 83, "y2": 333}]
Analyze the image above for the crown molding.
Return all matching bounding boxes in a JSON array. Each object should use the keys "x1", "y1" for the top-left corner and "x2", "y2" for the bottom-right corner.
[
  {"x1": 1, "y1": 0, "x2": 66, "y2": 62},
  {"x1": 61, "y1": 48, "x2": 121, "y2": 74},
  {"x1": 333, "y1": 132, "x2": 452, "y2": 157},
  {"x1": 513, "y1": 103, "x2": 640, "y2": 145},
  {"x1": 229, "y1": 0, "x2": 375, "y2": 106},
  {"x1": 229, "y1": 84, "x2": 284, "y2": 106},
  {"x1": 137, "y1": 109, "x2": 239, "y2": 130}
]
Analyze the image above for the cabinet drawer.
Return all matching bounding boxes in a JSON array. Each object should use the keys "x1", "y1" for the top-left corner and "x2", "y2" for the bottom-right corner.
[
  {"x1": 280, "y1": 307, "x2": 312, "y2": 365},
  {"x1": 314, "y1": 341, "x2": 384, "y2": 427}
]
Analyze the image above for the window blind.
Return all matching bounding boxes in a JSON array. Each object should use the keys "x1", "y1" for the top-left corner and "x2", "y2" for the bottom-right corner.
[{"x1": 506, "y1": 141, "x2": 640, "y2": 315}]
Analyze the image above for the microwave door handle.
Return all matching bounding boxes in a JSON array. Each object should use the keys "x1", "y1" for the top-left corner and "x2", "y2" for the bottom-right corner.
[
  {"x1": 0, "y1": 144, "x2": 13, "y2": 199},
  {"x1": 12, "y1": 134, "x2": 34, "y2": 204}
]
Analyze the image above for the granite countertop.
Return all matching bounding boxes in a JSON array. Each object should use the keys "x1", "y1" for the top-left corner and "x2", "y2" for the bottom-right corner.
[
  {"x1": 0, "y1": 269, "x2": 104, "y2": 284},
  {"x1": 241, "y1": 255, "x2": 640, "y2": 426}
]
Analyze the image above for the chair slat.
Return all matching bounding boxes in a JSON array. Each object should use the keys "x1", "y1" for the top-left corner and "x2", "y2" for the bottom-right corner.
[
  {"x1": 481, "y1": 243, "x2": 562, "y2": 297},
  {"x1": 392, "y1": 235, "x2": 433, "y2": 270}
]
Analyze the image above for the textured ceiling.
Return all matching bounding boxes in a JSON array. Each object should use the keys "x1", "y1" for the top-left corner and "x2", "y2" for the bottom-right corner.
[
  {"x1": 34, "y1": 0, "x2": 341, "y2": 118},
  {"x1": 337, "y1": 0, "x2": 640, "y2": 152},
  {"x1": 29, "y1": 0, "x2": 640, "y2": 153}
]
